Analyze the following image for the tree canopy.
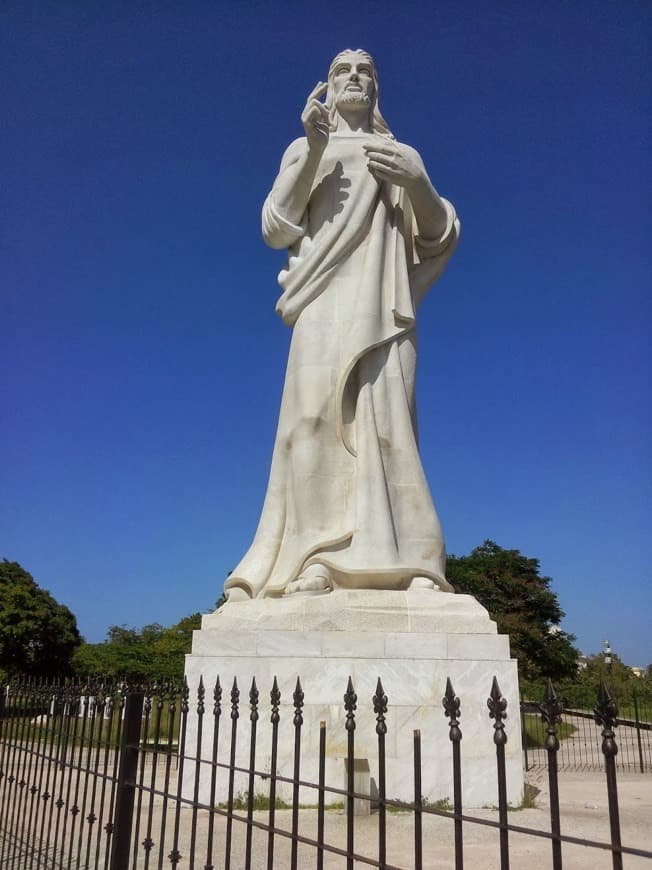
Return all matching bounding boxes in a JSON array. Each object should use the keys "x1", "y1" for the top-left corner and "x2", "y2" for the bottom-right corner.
[
  {"x1": 0, "y1": 560, "x2": 81, "y2": 678},
  {"x1": 446, "y1": 541, "x2": 579, "y2": 682},
  {"x1": 72, "y1": 613, "x2": 202, "y2": 682}
]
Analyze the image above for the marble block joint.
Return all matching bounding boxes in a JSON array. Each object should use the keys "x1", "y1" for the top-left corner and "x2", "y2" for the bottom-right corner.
[{"x1": 184, "y1": 591, "x2": 524, "y2": 808}]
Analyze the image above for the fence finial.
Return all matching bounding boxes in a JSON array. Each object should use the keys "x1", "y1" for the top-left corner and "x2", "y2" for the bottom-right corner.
[
  {"x1": 373, "y1": 677, "x2": 388, "y2": 736},
  {"x1": 344, "y1": 676, "x2": 357, "y2": 732},
  {"x1": 539, "y1": 679, "x2": 562, "y2": 752},
  {"x1": 594, "y1": 680, "x2": 619, "y2": 758},
  {"x1": 213, "y1": 675, "x2": 222, "y2": 717},
  {"x1": 249, "y1": 677, "x2": 259, "y2": 723},
  {"x1": 230, "y1": 677, "x2": 240, "y2": 721},
  {"x1": 487, "y1": 676, "x2": 508, "y2": 746},
  {"x1": 270, "y1": 675, "x2": 281, "y2": 724},
  {"x1": 443, "y1": 677, "x2": 462, "y2": 743},
  {"x1": 293, "y1": 677, "x2": 304, "y2": 727}
]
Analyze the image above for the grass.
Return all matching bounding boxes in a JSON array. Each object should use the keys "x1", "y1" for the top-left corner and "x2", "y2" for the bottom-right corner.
[
  {"x1": 385, "y1": 796, "x2": 451, "y2": 814},
  {"x1": 522, "y1": 714, "x2": 576, "y2": 748},
  {"x1": 483, "y1": 782, "x2": 540, "y2": 812},
  {"x1": 218, "y1": 792, "x2": 345, "y2": 811},
  {"x1": 1, "y1": 695, "x2": 182, "y2": 751}
]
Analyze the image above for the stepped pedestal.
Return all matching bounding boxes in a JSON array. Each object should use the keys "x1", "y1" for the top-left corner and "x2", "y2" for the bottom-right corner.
[{"x1": 184, "y1": 590, "x2": 523, "y2": 808}]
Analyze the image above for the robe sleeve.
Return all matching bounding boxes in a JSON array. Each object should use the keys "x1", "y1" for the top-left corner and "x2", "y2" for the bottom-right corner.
[
  {"x1": 414, "y1": 197, "x2": 459, "y2": 260},
  {"x1": 262, "y1": 138, "x2": 308, "y2": 249}
]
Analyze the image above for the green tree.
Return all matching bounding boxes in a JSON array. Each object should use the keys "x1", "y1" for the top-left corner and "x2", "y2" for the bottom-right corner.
[
  {"x1": 446, "y1": 541, "x2": 579, "y2": 682},
  {"x1": 0, "y1": 560, "x2": 81, "y2": 679},
  {"x1": 73, "y1": 614, "x2": 202, "y2": 682}
]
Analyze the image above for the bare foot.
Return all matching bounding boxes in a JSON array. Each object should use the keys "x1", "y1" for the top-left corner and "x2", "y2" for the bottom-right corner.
[
  {"x1": 408, "y1": 576, "x2": 438, "y2": 591},
  {"x1": 285, "y1": 563, "x2": 333, "y2": 596}
]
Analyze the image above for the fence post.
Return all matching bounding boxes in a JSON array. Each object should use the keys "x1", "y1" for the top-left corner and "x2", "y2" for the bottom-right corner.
[
  {"x1": 594, "y1": 681, "x2": 622, "y2": 870},
  {"x1": 488, "y1": 677, "x2": 509, "y2": 870},
  {"x1": 109, "y1": 690, "x2": 144, "y2": 870},
  {"x1": 540, "y1": 680, "x2": 563, "y2": 870},
  {"x1": 443, "y1": 678, "x2": 463, "y2": 870},
  {"x1": 520, "y1": 693, "x2": 529, "y2": 772},
  {"x1": 632, "y1": 691, "x2": 645, "y2": 774}
]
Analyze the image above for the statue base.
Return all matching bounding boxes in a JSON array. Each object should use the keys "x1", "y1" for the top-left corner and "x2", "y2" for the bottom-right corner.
[{"x1": 184, "y1": 590, "x2": 523, "y2": 808}]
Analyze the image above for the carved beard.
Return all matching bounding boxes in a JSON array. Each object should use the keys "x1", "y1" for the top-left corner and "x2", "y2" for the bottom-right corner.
[{"x1": 337, "y1": 90, "x2": 371, "y2": 107}]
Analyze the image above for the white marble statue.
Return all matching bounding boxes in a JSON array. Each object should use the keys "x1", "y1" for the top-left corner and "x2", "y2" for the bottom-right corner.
[{"x1": 226, "y1": 49, "x2": 460, "y2": 601}]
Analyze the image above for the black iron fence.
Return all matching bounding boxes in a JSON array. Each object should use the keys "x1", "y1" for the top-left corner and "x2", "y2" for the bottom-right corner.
[
  {"x1": 522, "y1": 690, "x2": 652, "y2": 773},
  {"x1": 0, "y1": 676, "x2": 651, "y2": 869}
]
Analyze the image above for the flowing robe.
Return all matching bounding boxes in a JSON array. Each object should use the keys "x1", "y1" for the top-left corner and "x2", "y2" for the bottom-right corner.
[{"x1": 226, "y1": 133, "x2": 460, "y2": 598}]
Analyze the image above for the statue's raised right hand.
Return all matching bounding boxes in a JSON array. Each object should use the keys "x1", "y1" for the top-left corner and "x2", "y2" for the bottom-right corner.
[{"x1": 301, "y1": 82, "x2": 330, "y2": 151}]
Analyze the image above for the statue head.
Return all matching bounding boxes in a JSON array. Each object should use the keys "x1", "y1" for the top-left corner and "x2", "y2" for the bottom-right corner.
[{"x1": 326, "y1": 49, "x2": 393, "y2": 138}]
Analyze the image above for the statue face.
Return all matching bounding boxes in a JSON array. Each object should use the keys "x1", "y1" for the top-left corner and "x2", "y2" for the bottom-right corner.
[{"x1": 330, "y1": 51, "x2": 376, "y2": 113}]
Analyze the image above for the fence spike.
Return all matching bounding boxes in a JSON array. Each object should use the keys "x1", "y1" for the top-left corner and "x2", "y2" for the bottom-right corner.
[
  {"x1": 270, "y1": 676, "x2": 281, "y2": 725},
  {"x1": 539, "y1": 679, "x2": 563, "y2": 753},
  {"x1": 487, "y1": 677, "x2": 508, "y2": 746},
  {"x1": 344, "y1": 676, "x2": 357, "y2": 733},
  {"x1": 250, "y1": 677, "x2": 259, "y2": 722},
  {"x1": 197, "y1": 675, "x2": 205, "y2": 716},
  {"x1": 293, "y1": 677, "x2": 304, "y2": 727},
  {"x1": 443, "y1": 677, "x2": 462, "y2": 743},
  {"x1": 230, "y1": 677, "x2": 240, "y2": 721},
  {"x1": 373, "y1": 677, "x2": 388, "y2": 736},
  {"x1": 213, "y1": 675, "x2": 222, "y2": 716},
  {"x1": 594, "y1": 680, "x2": 619, "y2": 758}
]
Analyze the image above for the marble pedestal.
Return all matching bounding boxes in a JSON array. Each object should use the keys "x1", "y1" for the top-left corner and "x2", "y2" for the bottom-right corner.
[{"x1": 183, "y1": 590, "x2": 523, "y2": 808}]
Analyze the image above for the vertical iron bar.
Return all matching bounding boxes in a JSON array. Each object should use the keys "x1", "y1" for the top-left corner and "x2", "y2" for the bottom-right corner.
[
  {"x1": 488, "y1": 677, "x2": 509, "y2": 870},
  {"x1": 3, "y1": 680, "x2": 31, "y2": 864},
  {"x1": 189, "y1": 677, "x2": 205, "y2": 869},
  {"x1": 66, "y1": 690, "x2": 90, "y2": 869},
  {"x1": 520, "y1": 693, "x2": 529, "y2": 772},
  {"x1": 443, "y1": 677, "x2": 463, "y2": 870},
  {"x1": 539, "y1": 679, "x2": 563, "y2": 870},
  {"x1": 413, "y1": 729, "x2": 423, "y2": 870},
  {"x1": 36, "y1": 684, "x2": 63, "y2": 870},
  {"x1": 2, "y1": 680, "x2": 27, "y2": 866},
  {"x1": 76, "y1": 686, "x2": 99, "y2": 866},
  {"x1": 109, "y1": 690, "x2": 144, "y2": 870},
  {"x1": 204, "y1": 676, "x2": 222, "y2": 870},
  {"x1": 94, "y1": 686, "x2": 117, "y2": 870},
  {"x1": 84, "y1": 687, "x2": 108, "y2": 870},
  {"x1": 266, "y1": 677, "x2": 280, "y2": 870},
  {"x1": 317, "y1": 721, "x2": 326, "y2": 870},
  {"x1": 0, "y1": 682, "x2": 17, "y2": 867},
  {"x1": 9, "y1": 679, "x2": 37, "y2": 869},
  {"x1": 60, "y1": 686, "x2": 83, "y2": 869},
  {"x1": 373, "y1": 677, "x2": 388, "y2": 870},
  {"x1": 25, "y1": 682, "x2": 48, "y2": 869},
  {"x1": 51, "y1": 684, "x2": 77, "y2": 867},
  {"x1": 344, "y1": 676, "x2": 357, "y2": 870},
  {"x1": 103, "y1": 685, "x2": 127, "y2": 870},
  {"x1": 168, "y1": 679, "x2": 190, "y2": 868},
  {"x1": 130, "y1": 686, "x2": 151, "y2": 870},
  {"x1": 224, "y1": 677, "x2": 240, "y2": 870},
  {"x1": 157, "y1": 685, "x2": 178, "y2": 869},
  {"x1": 0, "y1": 684, "x2": 10, "y2": 839},
  {"x1": 594, "y1": 681, "x2": 623, "y2": 870},
  {"x1": 290, "y1": 676, "x2": 304, "y2": 870},
  {"x1": 633, "y1": 692, "x2": 645, "y2": 773},
  {"x1": 140, "y1": 687, "x2": 164, "y2": 870},
  {"x1": 245, "y1": 677, "x2": 259, "y2": 870}
]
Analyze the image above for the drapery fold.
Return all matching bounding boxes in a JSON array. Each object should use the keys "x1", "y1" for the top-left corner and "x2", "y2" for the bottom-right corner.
[{"x1": 226, "y1": 135, "x2": 459, "y2": 599}]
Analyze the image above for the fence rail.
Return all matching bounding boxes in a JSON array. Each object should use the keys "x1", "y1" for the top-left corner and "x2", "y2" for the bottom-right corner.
[
  {"x1": 522, "y1": 692, "x2": 652, "y2": 773},
  {"x1": 0, "y1": 676, "x2": 650, "y2": 869}
]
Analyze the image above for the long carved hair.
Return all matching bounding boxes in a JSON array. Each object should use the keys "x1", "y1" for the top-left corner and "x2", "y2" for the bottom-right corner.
[{"x1": 326, "y1": 49, "x2": 394, "y2": 139}]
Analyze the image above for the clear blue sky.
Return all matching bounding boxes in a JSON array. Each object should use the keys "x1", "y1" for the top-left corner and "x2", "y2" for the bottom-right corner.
[{"x1": 2, "y1": 2, "x2": 650, "y2": 665}]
